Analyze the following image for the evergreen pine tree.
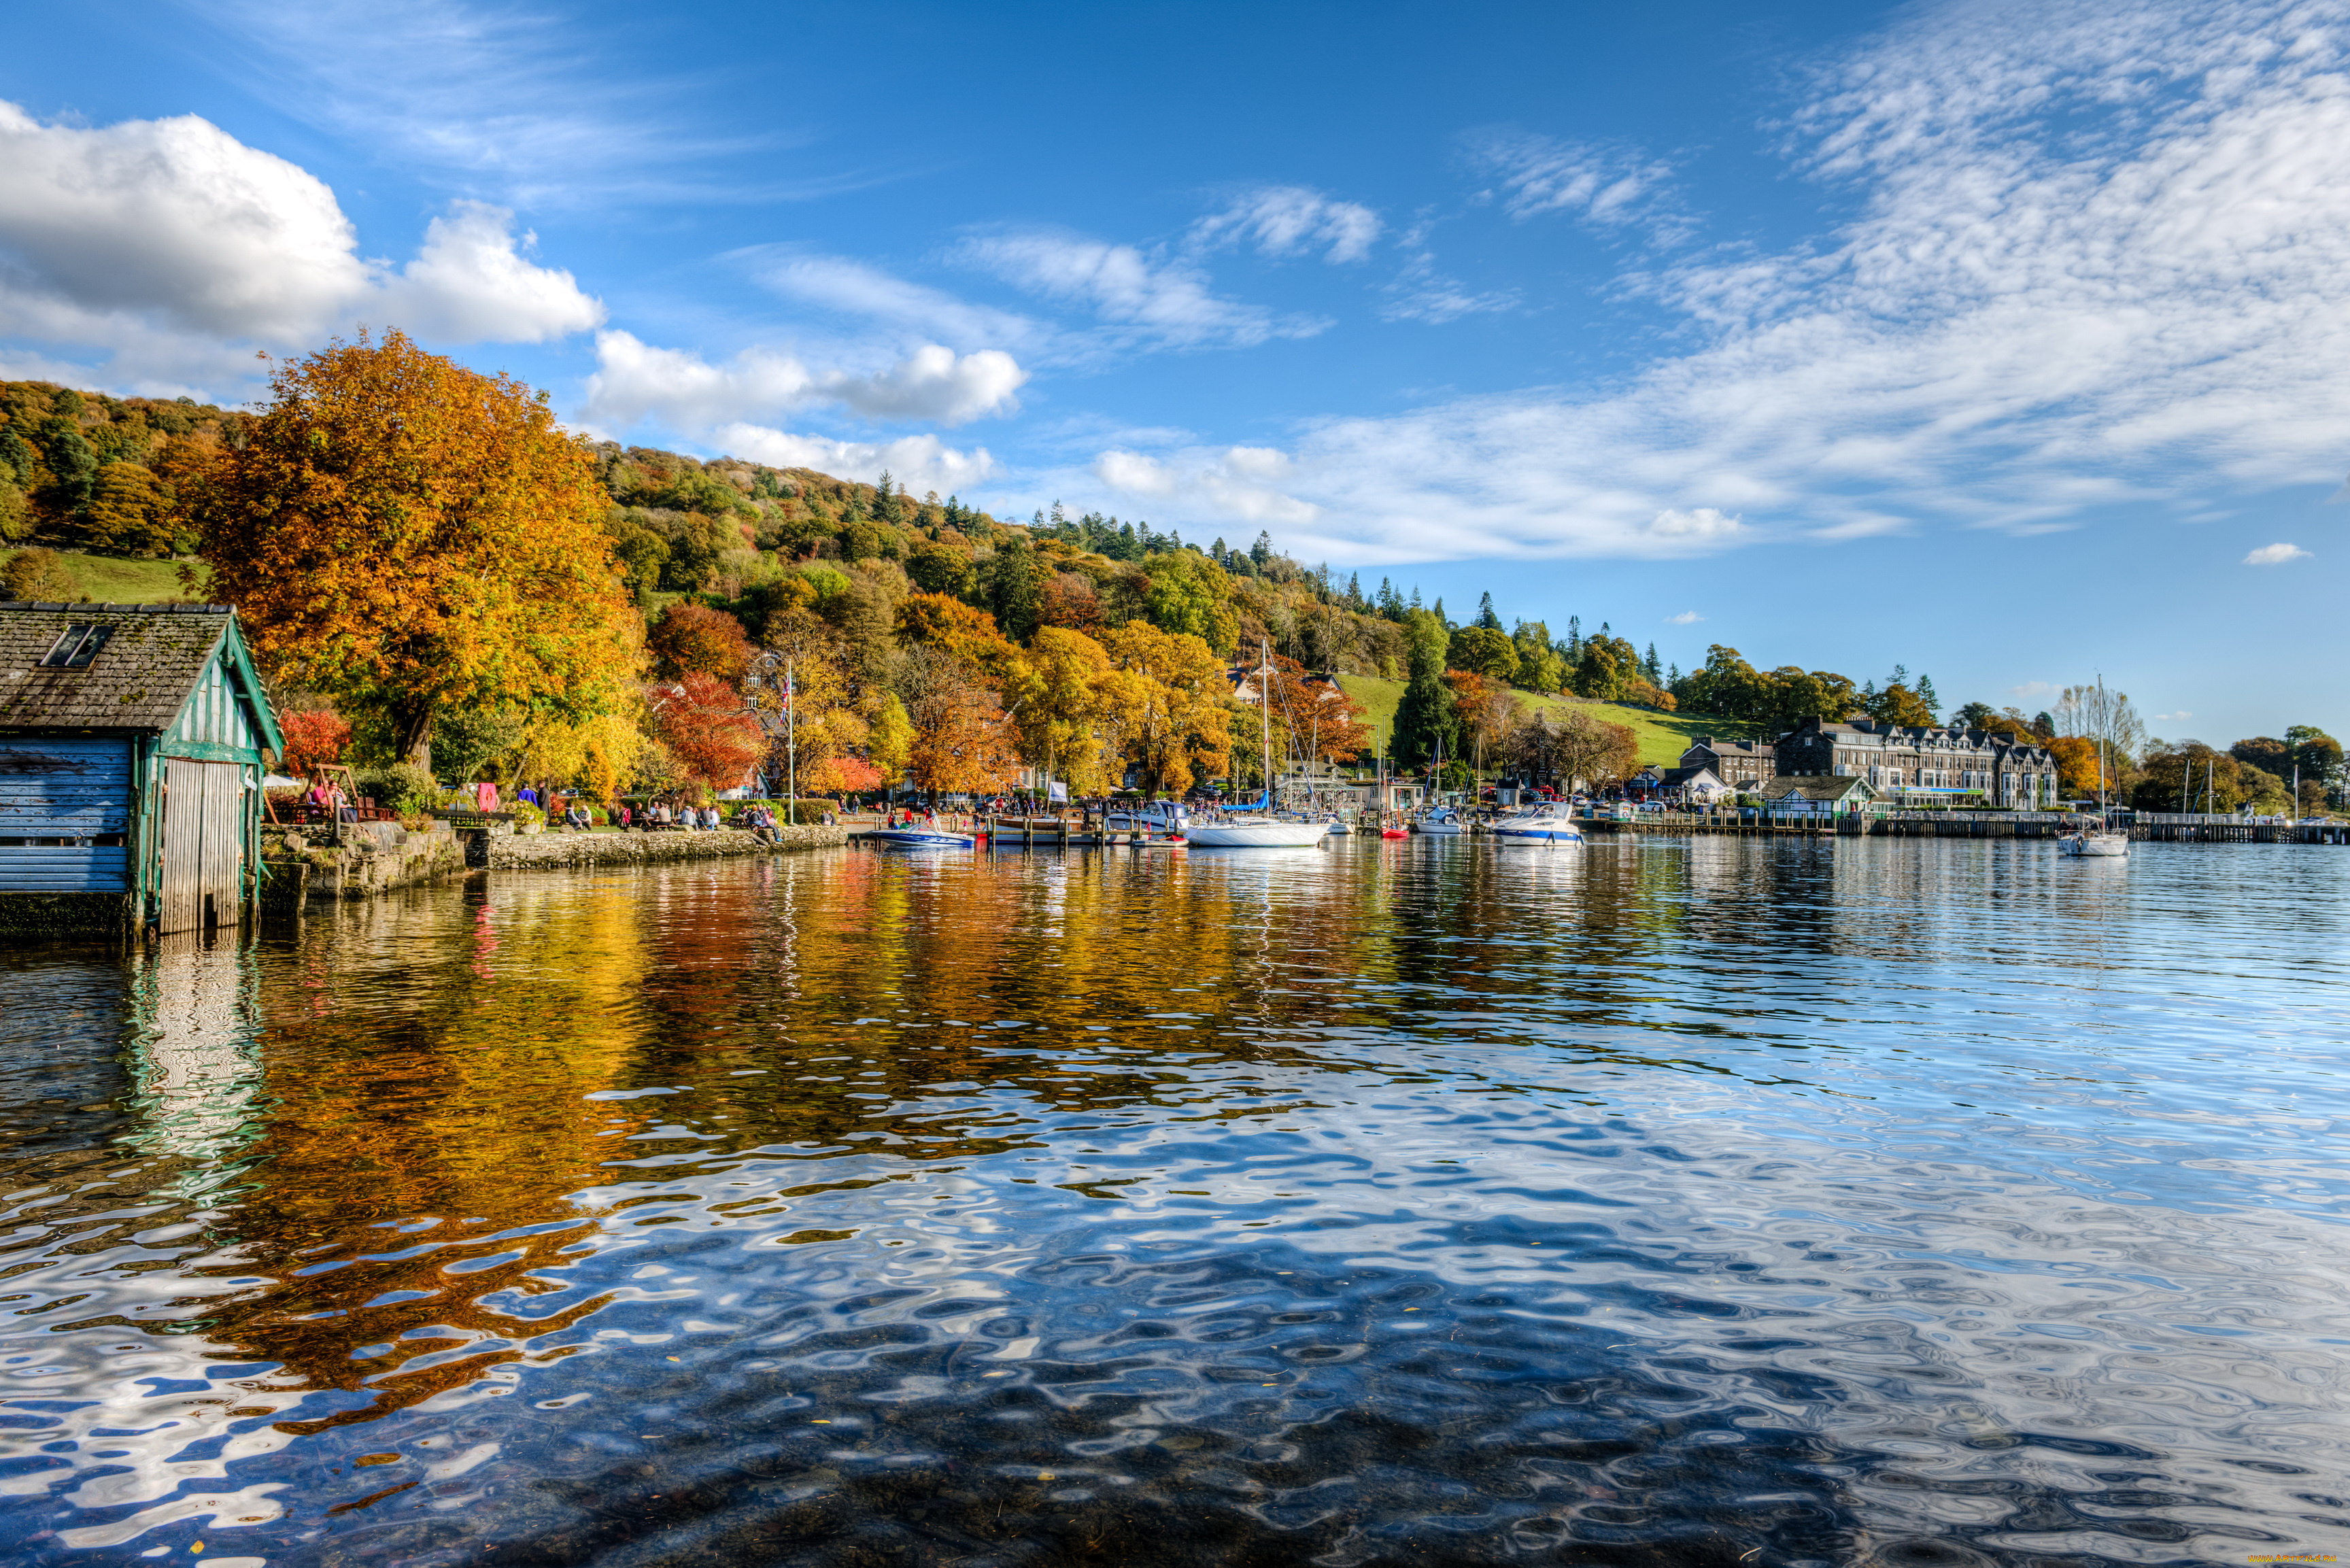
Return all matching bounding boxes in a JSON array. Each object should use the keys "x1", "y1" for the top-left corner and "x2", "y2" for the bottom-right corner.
[
  {"x1": 1476, "y1": 592, "x2": 1502, "y2": 630},
  {"x1": 1917, "y1": 674, "x2": 1939, "y2": 719},
  {"x1": 1644, "y1": 642, "x2": 1663, "y2": 683},
  {"x1": 1567, "y1": 615, "x2": 1582, "y2": 658}
]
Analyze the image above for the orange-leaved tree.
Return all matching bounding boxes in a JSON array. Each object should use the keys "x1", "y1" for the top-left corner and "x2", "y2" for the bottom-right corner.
[
  {"x1": 647, "y1": 602, "x2": 752, "y2": 681},
  {"x1": 653, "y1": 673, "x2": 764, "y2": 790},
  {"x1": 190, "y1": 330, "x2": 643, "y2": 770}
]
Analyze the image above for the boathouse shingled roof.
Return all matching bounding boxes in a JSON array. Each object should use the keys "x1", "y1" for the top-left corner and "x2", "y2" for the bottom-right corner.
[{"x1": 0, "y1": 602, "x2": 242, "y2": 732}]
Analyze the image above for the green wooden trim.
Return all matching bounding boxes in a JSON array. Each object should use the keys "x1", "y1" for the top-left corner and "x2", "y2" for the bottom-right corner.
[
  {"x1": 218, "y1": 619, "x2": 286, "y2": 757},
  {"x1": 160, "y1": 738, "x2": 267, "y2": 764}
]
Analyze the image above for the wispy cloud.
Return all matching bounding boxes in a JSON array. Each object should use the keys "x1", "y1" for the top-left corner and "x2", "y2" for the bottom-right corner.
[
  {"x1": 953, "y1": 230, "x2": 1326, "y2": 352},
  {"x1": 1467, "y1": 129, "x2": 1685, "y2": 239},
  {"x1": 747, "y1": 251, "x2": 1043, "y2": 354},
  {"x1": 1381, "y1": 220, "x2": 1518, "y2": 324},
  {"x1": 1189, "y1": 186, "x2": 1382, "y2": 263},
  {"x1": 2243, "y1": 541, "x2": 2311, "y2": 564},
  {"x1": 1140, "y1": 0, "x2": 2350, "y2": 561},
  {"x1": 1667, "y1": 611, "x2": 1705, "y2": 624},
  {"x1": 184, "y1": 0, "x2": 876, "y2": 207}
]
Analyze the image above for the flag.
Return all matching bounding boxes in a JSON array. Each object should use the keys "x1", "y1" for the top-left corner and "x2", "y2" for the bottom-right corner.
[{"x1": 1049, "y1": 781, "x2": 1068, "y2": 803}]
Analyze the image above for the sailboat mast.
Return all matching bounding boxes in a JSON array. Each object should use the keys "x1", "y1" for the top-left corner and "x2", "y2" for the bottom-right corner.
[{"x1": 1261, "y1": 638, "x2": 1273, "y2": 804}]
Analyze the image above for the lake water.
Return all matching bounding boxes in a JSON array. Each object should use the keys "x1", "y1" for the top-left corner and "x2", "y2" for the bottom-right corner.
[{"x1": 3, "y1": 838, "x2": 2347, "y2": 1567}]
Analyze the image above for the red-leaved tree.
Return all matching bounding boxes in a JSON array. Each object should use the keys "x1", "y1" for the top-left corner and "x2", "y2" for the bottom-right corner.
[
  {"x1": 654, "y1": 674, "x2": 764, "y2": 789},
  {"x1": 278, "y1": 709, "x2": 353, "y2": 776}
]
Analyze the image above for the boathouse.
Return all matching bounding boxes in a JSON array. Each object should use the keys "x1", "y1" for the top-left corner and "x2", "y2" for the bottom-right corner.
[{"x1": 0, "y1": 602, "x2": 284, "y2": 937}]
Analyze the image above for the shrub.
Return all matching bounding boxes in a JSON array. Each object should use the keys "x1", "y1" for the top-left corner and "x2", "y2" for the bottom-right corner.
[
  {"x1": 509, "y1": 800, "x2": 546, "y2": 826},
  {"x1": 354, "y1": 762, "x2": 437, "y2": 815}
]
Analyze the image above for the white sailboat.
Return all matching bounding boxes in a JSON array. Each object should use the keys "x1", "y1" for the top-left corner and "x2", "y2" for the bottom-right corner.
[
  {"x1": 2058, "y1": 675, "x2": 2130, "y2": 859},
  {"x1": 1181, "y1": 642, "x2": 1331, "y2": 849}
]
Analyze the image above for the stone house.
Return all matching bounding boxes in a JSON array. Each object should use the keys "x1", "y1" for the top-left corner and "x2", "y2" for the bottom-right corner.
[
  {"x1": 1679, "y1": 735, "x2": 1776, "y2": 786},
  {"x1": 1772, "y1": 717, "x2": 2059, "y2": 808}
]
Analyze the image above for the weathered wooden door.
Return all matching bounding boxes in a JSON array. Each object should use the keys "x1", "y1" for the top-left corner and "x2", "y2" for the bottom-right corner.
[{"x1": 159, "y1": 760, "x2": 247, "y2": 934}]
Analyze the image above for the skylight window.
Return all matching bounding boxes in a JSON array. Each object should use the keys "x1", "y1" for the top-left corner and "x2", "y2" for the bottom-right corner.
[{"x1": 38, "y1": 623, "x2": 112, "y2": 669}]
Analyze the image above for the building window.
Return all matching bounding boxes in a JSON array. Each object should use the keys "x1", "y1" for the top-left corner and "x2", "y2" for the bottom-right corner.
[{"x1": 39, "y1": 624, "x2": 112, "y2": 669}]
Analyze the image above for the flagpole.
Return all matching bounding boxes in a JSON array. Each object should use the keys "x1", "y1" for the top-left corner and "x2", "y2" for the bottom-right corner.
[{"x1": 786, "y1": 660, "x2": 796, "y2": 818}]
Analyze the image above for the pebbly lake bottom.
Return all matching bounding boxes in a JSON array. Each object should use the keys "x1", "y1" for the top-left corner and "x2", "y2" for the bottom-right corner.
[{"x1": 1, "y1": 836, "x2": 2347, "y2": 1567}]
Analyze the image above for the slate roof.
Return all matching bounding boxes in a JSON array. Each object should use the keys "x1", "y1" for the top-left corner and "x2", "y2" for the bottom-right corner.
[
  {"x1": 1661, "y1": 766, "x2": 1725, "y2": 786},
  {"x1": 0, "y1": 602, "x2": 237, "y2": 732},
  {"x1": 1758, "y1": 774, "x2": 1879, "y2": 802}
]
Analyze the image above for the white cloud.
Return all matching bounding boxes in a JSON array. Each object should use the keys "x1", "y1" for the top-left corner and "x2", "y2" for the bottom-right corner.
[
  {"x1": 2243, "y1": 541, "x2": 2312, "y2": 564},
  {"x1": 713, "y1": 424, "x2": 995, "y2": 496},
  {"x1": 1092, "y1": 445, "x2": 1321, "y2": 526},
  {"x1": 1648, "y1": 508, "x2": 1743, "y2": 542},
  {"x1": 382, "y1": 201, "x2": 603, "y2": 341},
  {"x1": 2009, "y1": 681, "x2": 2061, "y2": 701},
  {"x1": 1205, "y1": 0, "x2": 2350, "y2": 562},
  {"x1": 0, "y1": 101, "x2": 601, "y2": 391},
  {"x1": 1191, "y1": 186, "x2": 1382, "y2": 263},
  {"x1": 955, "y1": 231, "x2": 1324, "y2": 350},
  {"x1": 1469, "y1": 130, "x2": 1682, "y2": 235},
  {"x1": 1667, "y1": 610, "x2": 1705, "y2": 624},
  {"x1": 2155, "y1": 710, "x2": 2193, "y2": 721},
  {"x1": 584, "y1": 333, "x2": 1024, "y2": 431}
]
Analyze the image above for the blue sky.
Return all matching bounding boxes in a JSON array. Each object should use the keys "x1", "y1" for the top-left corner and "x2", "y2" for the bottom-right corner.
[{"x1": 4, "y1": 0, "x2": 2347, "y2": 742}]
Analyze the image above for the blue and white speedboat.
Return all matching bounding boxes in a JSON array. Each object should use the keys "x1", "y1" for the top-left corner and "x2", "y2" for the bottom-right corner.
[
  {"x1": 871, "y1": 826, "x2": 976, "y2": 849},
  {"x1": 1489, "y1": 802, "x2": 1584, "y2": 845}
]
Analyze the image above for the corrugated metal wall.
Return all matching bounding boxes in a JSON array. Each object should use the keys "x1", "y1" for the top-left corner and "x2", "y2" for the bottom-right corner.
[
  {"x1": 158, "y1": 758, "x2": 245, "y2": 933},
  {"x1": 0, "y1": 736, "x2": 133, "y2": 893}
]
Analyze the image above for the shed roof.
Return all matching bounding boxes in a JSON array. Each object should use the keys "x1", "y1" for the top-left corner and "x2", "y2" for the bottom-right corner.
[{"x1": 0, "y1": 602, "x2": 279, "y2": 749}]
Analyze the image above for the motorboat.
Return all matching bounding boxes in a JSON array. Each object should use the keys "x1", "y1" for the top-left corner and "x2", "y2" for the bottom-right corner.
[
  {"x1": 1412, "y1": 807, "x2": 1466, "y2": 836},
  {"x1": 1490, "y1": 801, "x2": 1584, "y2": 845},
  {"x1": 1322, "y1": 813, "x2": 1351, "y2": 836},
  {"x1": 1106, "y1": 800, "x2": 1187, "y2": 834},
  {"x1": 870, "y1": 825, "x2": 976, "y2": 849}
]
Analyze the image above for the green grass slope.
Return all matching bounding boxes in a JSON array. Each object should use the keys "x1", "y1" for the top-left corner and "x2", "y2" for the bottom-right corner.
[
  {"x1": 49, "y1": 553, "x2": 205, "y2": 604},
  {"x1": 1331, "y1": 673, "x2": 1758, "y2": 768}
]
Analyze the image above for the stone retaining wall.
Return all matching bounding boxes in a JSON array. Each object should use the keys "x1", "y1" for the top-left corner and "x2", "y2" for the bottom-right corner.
[{"x1": 488, "y1": 825, "x2": 847, "y2": 869}]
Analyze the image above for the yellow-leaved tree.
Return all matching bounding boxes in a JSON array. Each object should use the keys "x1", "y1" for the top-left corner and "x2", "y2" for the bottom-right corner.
[
  {"x1": 189, "y1": 330, "x2": 643, "y2": 770},
  {"x1": 1098, "y1": 620, "x2": 1231, "y2": 796}
]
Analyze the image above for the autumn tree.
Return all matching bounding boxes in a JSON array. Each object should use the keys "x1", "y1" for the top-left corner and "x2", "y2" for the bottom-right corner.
[
  {"x1": 1098, "y1": 619, "x2": 1232, "y2": 796},
  {"x1": 191, "y1": 330, "x2": 642, "y2": 771},
  {"x1": 647, "y1": 602, "x2": 752, "y2": 681},
  {"x1": 277, "y1": 708, "x2": 353, "y2": 775},
  {"x1": 1444, "y1": 669, "x2": 1520, "y2": 779},
  {"x1": 898, "y1": 645, "x2": 1017, "y2": 795},
  {"x1": 653, "y1": 673, "x2": 763, "y2": 790},
  {"x1": 1261, "y1": 653, "x2": 1372, "y2": 770},
  {"x1": 1006, "y1": 627, "x2": 1125, "y2": 794}
]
